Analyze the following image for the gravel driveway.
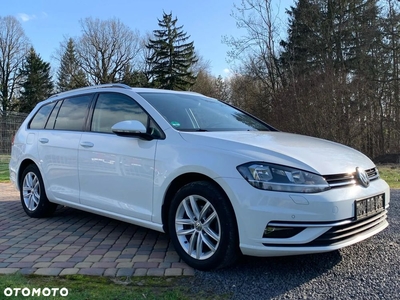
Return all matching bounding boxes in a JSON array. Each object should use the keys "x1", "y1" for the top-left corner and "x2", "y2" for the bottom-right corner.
[{"x1": 184, "y1": 190, "x2": 400, "y2": 299}]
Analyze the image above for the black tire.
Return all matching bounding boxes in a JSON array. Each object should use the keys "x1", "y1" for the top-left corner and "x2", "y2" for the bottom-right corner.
[
  {"x1": 19, "y1": 164, "x2": 57, "y2": 218},
  {"x1": 168, "y1": 181, "x2": 239, "y2": 270}
]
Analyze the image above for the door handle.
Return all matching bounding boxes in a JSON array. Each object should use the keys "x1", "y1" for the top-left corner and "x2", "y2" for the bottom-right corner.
[
  {"x1": 39, "y1": 138, "x2": 49, "y2": 144},
  {"x1": 80, "y1": 141, "x2": 94, "y2": 148}
]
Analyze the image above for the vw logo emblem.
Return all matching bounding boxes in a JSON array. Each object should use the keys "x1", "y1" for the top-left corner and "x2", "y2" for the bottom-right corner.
[{"x1": 356, "y1": 167, "x2": 370, "y2": 188}]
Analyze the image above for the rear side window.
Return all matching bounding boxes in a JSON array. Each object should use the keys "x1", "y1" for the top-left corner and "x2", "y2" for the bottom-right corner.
[
  {"x1": 53, "y1": 95, "x2": 92, "y2": 131},
  {"x1": 29, "y1": 102, "x2": 56, "y2": 129}
]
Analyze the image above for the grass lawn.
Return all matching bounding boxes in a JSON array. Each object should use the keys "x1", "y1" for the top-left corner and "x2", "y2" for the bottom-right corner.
[
  {"x1": 0, "y1": 155, "x2": 10, "y2": 182},
  {"x1": 377, "y1": 164, "x2": 400, "y2": 189},
  {"x1": 0, "y1": 273, "x2": 214, "y2": 300}
]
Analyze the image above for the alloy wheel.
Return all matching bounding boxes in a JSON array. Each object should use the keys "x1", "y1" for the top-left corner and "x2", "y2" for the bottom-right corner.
[
  {"x1": 175, "y1": 195, "x2": 221, "y2": 260},
  {"x1": 22, "y1": 172, "x2": 41, "y2": 211}
]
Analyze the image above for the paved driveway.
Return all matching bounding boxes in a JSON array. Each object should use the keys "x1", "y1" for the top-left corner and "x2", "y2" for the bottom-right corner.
[{"x1": 0, "y1": 183, "x2": 193, "y2": 276}]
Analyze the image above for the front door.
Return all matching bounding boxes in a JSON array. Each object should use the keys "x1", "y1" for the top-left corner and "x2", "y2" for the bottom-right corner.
[{"x1": 78, "y1": 92, "x2": 157, "y2": 221}]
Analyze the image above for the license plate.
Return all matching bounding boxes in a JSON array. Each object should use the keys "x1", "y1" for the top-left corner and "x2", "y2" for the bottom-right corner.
[{"x1": 355, "y1": 194, "x2": 385, "y2": 220}]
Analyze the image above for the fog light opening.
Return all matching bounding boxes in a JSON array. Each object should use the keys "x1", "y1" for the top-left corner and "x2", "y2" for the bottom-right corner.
[{"x1": 263, "y1": 225, "x2": 305, "y2": 238}]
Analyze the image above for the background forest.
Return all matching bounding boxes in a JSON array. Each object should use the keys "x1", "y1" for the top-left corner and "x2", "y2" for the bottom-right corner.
[{"x1": 0, "y1": 0, "x2": 399, "y2": 160}]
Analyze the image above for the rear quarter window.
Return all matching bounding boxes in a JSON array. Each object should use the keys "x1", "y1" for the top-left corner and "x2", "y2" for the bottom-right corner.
[{"x1": 29, "y1": 102, "x2": 56, "y2": 129}]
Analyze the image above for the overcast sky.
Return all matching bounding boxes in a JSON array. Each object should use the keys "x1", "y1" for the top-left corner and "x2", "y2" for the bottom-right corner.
[{"x1": 2, "y1": 0, "x2": 294, "y2": 78}]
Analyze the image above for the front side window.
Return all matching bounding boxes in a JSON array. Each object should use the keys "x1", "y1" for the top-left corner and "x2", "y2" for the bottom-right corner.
[
  {"x1": 91, "y1": 93, "x2": 149, "y2": 133},
  {"x1": 53, "y1": 95, "x2": 92, "y2": 131}
]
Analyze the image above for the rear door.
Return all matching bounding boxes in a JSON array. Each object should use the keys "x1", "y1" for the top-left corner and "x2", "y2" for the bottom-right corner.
[
  {"x1": 37, "y1": 95, "x2": 92, "y2": 203},
  {"x1": 78, "y1": 92, "x2": 158, "y2": 221}
]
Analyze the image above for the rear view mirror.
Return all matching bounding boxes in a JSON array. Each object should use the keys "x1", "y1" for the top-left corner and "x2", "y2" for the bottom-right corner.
[{"x1": 111, "y1": 120, "x2": 153, "y2": 140}]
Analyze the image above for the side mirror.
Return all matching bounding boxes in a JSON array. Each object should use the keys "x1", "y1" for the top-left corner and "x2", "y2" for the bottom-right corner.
[{"x1": 111, "y1": 120, "x2": 153, "y2": 140}]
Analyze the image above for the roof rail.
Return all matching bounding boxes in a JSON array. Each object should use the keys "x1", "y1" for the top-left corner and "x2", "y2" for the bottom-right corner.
[
  {"x1": 50, "y1": 83, "x2": 132, "y2": 98},
  {"x1": 96, "y1": 83, "x2": 131, "y2": 89}
]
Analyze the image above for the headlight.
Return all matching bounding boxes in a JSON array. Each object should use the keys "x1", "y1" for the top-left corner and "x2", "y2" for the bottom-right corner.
[{"x1": 237, "y1": 163, "x2": 330, "y2": 193}]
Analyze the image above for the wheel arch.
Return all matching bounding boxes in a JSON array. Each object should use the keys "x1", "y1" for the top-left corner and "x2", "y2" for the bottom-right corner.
[
  {"x1": 161, "y1": 172, "x2": 238, "y2": 235},
  {"x1": 17, "y1": 159, "x2": 38, "y2": 189}
]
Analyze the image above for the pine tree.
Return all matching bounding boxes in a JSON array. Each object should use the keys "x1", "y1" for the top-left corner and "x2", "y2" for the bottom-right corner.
[
  {"x1": 146, "y1": 12, "x2": 198, "y2": 90},
  {"x1": 280, "y1": 0, "x2": 381, "y2": 81},
  {"x1": 279, "y1": 0, "x2": 323, "y2": 79},
  {"x1": 120, "y1": 65, "x2": 149, "y2": 87},
  {"x1": 278, "y1": 0, "x2": 383, "y2": 156},
  {"x1": 18, "y1": 47, "x2": 53, "y2": 113},
  {"x1": 57, "y1": 38, "x2": 88, "y2": 92}
]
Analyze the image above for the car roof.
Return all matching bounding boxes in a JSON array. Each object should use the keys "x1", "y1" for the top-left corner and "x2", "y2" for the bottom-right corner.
[{"x1": 48, "y1": 84, "x2": 201, "y2": 103}]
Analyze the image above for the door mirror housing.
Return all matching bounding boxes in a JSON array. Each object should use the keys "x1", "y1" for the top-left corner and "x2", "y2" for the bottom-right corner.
[{"x1": 111, "y1": 120, "x2": 153, "y2": 140}]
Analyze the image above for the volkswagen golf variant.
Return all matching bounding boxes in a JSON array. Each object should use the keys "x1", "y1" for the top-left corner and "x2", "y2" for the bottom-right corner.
[{"x1": 9, "y1": 84, "x2": 390, "y2": 270}]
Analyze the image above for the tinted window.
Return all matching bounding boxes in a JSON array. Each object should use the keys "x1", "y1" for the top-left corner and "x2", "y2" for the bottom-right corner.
[
  {"x1": 29, "y1": 102, "x2": 56, "y2": 129},
  {"x1": 54, "y1": 95, "x2": 92, "y2": 131},
  {"x1": 91, "y1": 93, "x2": 148, "y2": 133},
  {"x1": 45, "y1": 101, "x2": 62, "y2": 129}
]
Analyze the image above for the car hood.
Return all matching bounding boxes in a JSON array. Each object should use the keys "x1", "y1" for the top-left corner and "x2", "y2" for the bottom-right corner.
[{"x1": 180, "y1": 131, "x2": 375, "y2": 175}]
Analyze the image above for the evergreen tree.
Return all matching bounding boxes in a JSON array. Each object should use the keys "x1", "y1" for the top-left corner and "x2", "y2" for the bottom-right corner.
[
  {"x1": 278, "y1": 0, "x2": 382, "y2": 156},
  {"x1": 120, "y1": 65, "x2": 149, "y2": 87},
  {"x1": 279, "y1": 0, "x2": 324, "y2": 79},
  {"x1": 146, "y1": 12, "x2": 198, "y2": 90},
  {"x1": 280, "y1": 0, "x2": 381, "y2": 82},
  {"x1": 18, "y1": 48, "x2": 53, "y2": 113},
  {"x1": 57, "y1": 38, "x2": 88, "y2": 92}
]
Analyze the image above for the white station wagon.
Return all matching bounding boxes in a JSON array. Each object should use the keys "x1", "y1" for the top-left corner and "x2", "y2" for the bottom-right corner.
[{"x1": 9, "y1": 84, "x2": 390, "y2": 270}]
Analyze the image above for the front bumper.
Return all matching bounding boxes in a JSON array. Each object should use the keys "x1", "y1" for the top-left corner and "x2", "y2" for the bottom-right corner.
[{"x1": 216, "y1": 177, "x2": 390, "y2": 257}]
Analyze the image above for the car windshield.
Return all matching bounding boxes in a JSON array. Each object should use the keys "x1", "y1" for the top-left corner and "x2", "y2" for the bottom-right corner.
[{"x1": 138, "y1": 92, "x2": 272, "y2": 132}]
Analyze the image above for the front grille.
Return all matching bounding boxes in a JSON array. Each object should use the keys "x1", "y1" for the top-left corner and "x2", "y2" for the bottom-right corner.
[
  {"x1": 324, "y1": 167, "x2": 379, "y2": 189},
  {"x1": 262, "y1": 210, "x2": 387, "y2": 247}
]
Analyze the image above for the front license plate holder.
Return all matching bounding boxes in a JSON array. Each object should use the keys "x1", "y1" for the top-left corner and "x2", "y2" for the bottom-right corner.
[{"x1": 355, "y1": 194, "x2": 385, "y2": 220}]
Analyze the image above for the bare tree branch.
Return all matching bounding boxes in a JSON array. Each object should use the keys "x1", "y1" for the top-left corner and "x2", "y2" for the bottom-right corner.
[
  {"x1": 76, "y1": 17, "x2": 142, "y2": 84},
  {"x1": 0, "y1": 16, "x2": 30, "y2": 113}
]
